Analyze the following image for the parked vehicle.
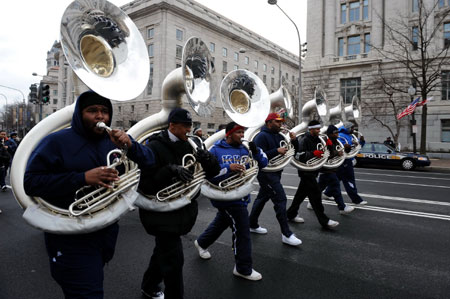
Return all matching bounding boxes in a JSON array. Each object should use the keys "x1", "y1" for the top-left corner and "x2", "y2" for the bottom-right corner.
[{"x1": 355, "y1": 142, "x2": 431, "y2": 170}]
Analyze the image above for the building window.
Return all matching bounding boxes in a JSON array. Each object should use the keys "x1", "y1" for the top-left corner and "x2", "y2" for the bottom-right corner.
[
  {"x1": 148, "y1": 44, "x2": 154, "y2": 57},
  {"x1": 53, "y1": 90, "x2": 57, "y2": 96},
  {"x1": 292, "y1": 75, "x2": 295, "y2": 82},
  {"x1": 271, "y1": 67, "x2": 275, "y2": 74},
  {"x1": 146, "y1": 104, "x2": 149, "y2": 111},
  {"x1": 263, "y1": 64, "x2": 267, "y2": 72},
  {"x1": 441, "y1": 71, "x2": 450, "y2": 100},
  {"x1": 412, "y1": 0, "x2": 419, "y2": 12},
  {"x1": 147, "y1": 63, "x2": 153, "y2": 95},
  {"x1": 234, "y1": 65, "x2": 239, "y2": 70},
  {"x1": 341, "y1": 78, "x2": 361, "y2": 104},
  {"x1": 234, "y1": 52, "x2": 239, "y2": 61},
  {"x1": 147, "y1": 28, "x2": 154, "y2": 39},
  {"x1": 222, "y1": 47, "x2": 227, "y2": 57},
  {"x1": 210, "y1": 42, "x2": 215, "y2": 53},
  {"x1": 131, "y1": 105, "x2": 135, "y2": 113},
  {"x1": 349, "y1": 2, "x2": 360, "y2": 22},
  {"x1": 53, "y1": 99, "x2": 58, "y2": 105},
  {"x1": 176, "y1": 45, "x2": 183, "y2": 58},
  {"x1": 245, "y1": 56, "x2": 249, "y2": 65},
  {"x1": 271, "y1": 77, "x2": 275, "y2": 87},
  {"x1": 364, "y1": 33, "x2": 371, "y2": 53},
  {"x1": 176, "y1": 29, "x2": 183, "y2": 41},
  {"x1": 176, "y1": 63, "x2": 181, "y2": 68},
  {"x1": 363, "y1": 0, "x2": 369, "y2": 20},
  {"x1": 341, "y1": 4, "x2": 347, "y2": 24},
  {"x1": 223, "y1": 61, "x2": 228, "y2": 72},
  {"x1": 263, "y1": 74, "x2": 267, "y2": 84},
  {"x1": 254, "y1": 60, "x2": 258, "y2": 69},
  {"x1": 347, "y1": 35, "x2": 360, "y2": 55},
  {"x1": 118, "y1": 106, "x2": 122, "y2": 113},
  {"x1": 442, "y1": 120, "x2": 450, "y2": 142},
  {"x1": 208, "y1": 123, "x2": 215, "y2": 129},
  {"x1": 412, "y1": 26, "x2": 419, "y2": 50},
  {"x1": 444, "y1": 23, "x2": 450, "y2": 48},
  {"x1": 338, "y1": 37, "x2": 344, "y2": 56}
]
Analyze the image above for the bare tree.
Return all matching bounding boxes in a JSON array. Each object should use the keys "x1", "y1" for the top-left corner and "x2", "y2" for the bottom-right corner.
[{"x1": 372, "y1": 1, "x2": 450, "y2": 153}]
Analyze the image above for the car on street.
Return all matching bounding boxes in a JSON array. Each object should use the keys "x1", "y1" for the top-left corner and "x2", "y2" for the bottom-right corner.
[{"x1": 355, "y1": 142, "x2": 431, "y2": 170}]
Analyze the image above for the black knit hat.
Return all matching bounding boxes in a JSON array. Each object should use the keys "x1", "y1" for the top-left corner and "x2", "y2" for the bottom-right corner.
[
  {"x1": 78, "y1": 91, "x2": 111, "y2": 112},
  {"x1": 326, "y1": 125, "x2": 339, "y2": 135},
  {"x1": 168, "y1": 108, "x2": 193, "y2": 124}
]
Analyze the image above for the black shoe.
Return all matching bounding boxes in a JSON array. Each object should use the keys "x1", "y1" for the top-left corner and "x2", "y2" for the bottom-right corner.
[{"x1": 1, "y1": 185, "x2": 6, "y2": 192}]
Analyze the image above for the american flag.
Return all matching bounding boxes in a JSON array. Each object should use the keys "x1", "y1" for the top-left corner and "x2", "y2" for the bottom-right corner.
[{"x1": 396, "y1": 97, "x2": 421, "y2": 120}]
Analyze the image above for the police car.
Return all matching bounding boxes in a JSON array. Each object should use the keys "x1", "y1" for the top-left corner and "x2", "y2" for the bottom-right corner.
[{"x1": 355, "y1": 142, "x2": 431, "y2": 170}]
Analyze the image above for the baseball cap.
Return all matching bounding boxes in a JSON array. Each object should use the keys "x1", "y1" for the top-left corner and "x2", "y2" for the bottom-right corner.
[{"x1": 265, "y1": 113, "x2": 284, "y2": 122}]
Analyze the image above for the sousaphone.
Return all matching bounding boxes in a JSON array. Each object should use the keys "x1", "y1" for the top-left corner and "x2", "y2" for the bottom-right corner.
[{"x1": 10, "y1": 0, "x2": 149, "y2": 233}]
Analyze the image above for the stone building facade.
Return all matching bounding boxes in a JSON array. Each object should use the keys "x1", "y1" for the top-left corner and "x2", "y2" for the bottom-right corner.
[
  {"x1": 39, "y1": 0, "x2": 300, "y2": 137},
  {"x1": 305, "y1": 0, "x2": 450, "y2": 153}
]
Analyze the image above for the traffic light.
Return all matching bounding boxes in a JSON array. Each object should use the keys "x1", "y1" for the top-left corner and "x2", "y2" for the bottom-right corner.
[
  {"x1": 41, "y1": 84, "x2": 50, "y2": 104},
  {"x1": 29, "y1": 84, "x2": 38, "y2": 103}
]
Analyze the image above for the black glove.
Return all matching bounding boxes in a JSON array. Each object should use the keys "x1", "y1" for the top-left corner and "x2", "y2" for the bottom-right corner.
[
  {"x1": 248, "y1": 142, "x2": 259, "y2": 156},
  {"x1": 344, "y1": 144, "x2": 352, "y2": 153},
  {"x1": 195, "y1": 149, "x2": 212, "y2": 164},
  {"x1": 168, "y1": 164, "x2": 193, "y2": 183}
]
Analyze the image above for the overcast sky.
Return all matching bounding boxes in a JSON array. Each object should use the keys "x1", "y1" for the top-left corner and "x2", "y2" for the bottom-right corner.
[{"x1": 0, "y1": 0, "x2": 306, "y2": 106}]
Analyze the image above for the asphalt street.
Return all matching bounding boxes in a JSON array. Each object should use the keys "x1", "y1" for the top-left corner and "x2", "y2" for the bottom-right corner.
[{"x1": 1, "y1": 165, "x2": 449, "y2": 299}]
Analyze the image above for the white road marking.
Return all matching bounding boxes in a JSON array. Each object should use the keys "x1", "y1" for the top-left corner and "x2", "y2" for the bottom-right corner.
[{"x1": 355, "y1": 172, "x2": 450, "y2": 181}]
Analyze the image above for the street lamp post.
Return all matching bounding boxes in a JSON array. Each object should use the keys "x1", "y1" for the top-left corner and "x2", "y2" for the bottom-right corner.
[
  {"x1": 0, "y1": 84, "x2": 26, "y2": 137},
  {"x1": 0, "y1": 93, "x2": 8, "y2": 131},
  {"x1": 268, "y1": 0, "x2": 302, "y2": 123},
  {"x1": 408, "y1": 85, "x2": 417, "y2": 154},
  {"x1": 239, "y1": 48, "x2": 282, "y2": 88}
]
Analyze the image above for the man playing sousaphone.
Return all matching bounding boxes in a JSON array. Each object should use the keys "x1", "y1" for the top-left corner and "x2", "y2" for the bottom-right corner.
[
  {"x1": 137, "y1": 108, "x2": 220, "y2": 299},
  {"x1": 194, "y1": 122, "x2": 268, "y2": 281},
  {"x1": 287, "y1": 120, "x2": 339, "y2": 229},
  {"x1": 248, "y1": 112, "x2": 302, "y2": 246},
  {"x1": 24, "y1": 91, "x2": 156, "y2": 298}
]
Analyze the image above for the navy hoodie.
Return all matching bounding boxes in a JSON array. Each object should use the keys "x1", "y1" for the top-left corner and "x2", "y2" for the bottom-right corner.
[
  {"x1": 24, "y1": 91, "x2": 155, "y2": 209},
  {"x1": 208, "y1": 139, "x2": 268, "y2": 207}
]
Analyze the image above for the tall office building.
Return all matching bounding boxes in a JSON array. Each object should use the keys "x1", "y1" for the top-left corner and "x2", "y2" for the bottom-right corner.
[{"x1": 305, "y1": 0, "x2": 450, "y2": 152}]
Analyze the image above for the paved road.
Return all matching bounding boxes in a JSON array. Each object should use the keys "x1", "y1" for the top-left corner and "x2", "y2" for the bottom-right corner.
[{"x1": 1, "y1": 166, "x2": 449, "y2": 299}]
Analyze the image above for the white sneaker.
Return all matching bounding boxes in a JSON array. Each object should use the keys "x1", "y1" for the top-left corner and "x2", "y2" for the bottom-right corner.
[
  {"x1": 339, "y1": 205, "x2": 355, "y2": 215},
  {"x1": 282, "y1": 234, "x2": 302, "y2": 246},
  {"x1": 327, "y1": 219, "x2": 339, "y2": 228},
  {"x1": 250, "y1": 226, "x2": 268, "y2": 234},
  {"x1": 141, "y1": 289, "x2": 164, "y2": 299},
  {"x1": 358, "y1": 200, "x2": 368, "y2": 205},
  {"x1": 322, "y1": 193, "x2": 333, "y2": 200},
  {"x1": 233, "y1": 266, "x2": 262, "y2": 281},
  {"x1": 289, "y1": 215, "x2": 305, "y2": 223},
  {"x1": 306, "y1": 202, "x2": 313, "y2": 210},
  {"x1": 194, "y1": 240, "x2": 211, "y2": 259}
]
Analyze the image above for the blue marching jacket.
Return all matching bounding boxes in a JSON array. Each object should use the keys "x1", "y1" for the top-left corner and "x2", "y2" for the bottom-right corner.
[
  {"x1": 24, "y1": 91, "x2": 156, "y2": 210},
  {"x1": 338, "y1": 127, "x2": 353, "y2": 146},
  {"x1": 208, "y1": 139, "x2": 268, "y2": 207}
]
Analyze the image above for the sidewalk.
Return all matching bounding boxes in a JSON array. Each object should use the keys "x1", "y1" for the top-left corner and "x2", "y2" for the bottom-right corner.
[{"x1": 428, "y1": 158, "x2": 450, "y2": 173}]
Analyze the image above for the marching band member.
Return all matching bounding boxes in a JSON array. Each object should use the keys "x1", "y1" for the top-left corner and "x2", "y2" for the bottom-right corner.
[
  {"x1": 24, "y1": 91, "x2": 156, "y2": 299},
  {"x1": 137, "y1": 108, "x2": 220, "y2": 299},
  {"x1": 316, "y1": 125, "x2": 354, "y2": 214},
  {"x1": 248, "y1": 113, "x2": 302, "y2": 246},
  {"x1": 323, "y1": 122, "x2": 367, "y2": 205},
  {"x1": 287, "y1": 120, "x2": 339, "y2": 229},
  {"x1": 194, "y1": 122, "x2": 268, "y2": 281}
]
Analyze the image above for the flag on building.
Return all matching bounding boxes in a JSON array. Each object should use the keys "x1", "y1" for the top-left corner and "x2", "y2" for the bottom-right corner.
[{"x1": 397, "y1": 97, "x2": 421, "y2": 120}]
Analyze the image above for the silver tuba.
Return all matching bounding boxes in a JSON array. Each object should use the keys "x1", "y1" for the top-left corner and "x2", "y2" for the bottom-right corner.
[
  {"x1": 10, "y1": 0, "x2": 149, "y2": 234},
  {"x1": 201, "y1": 70, "x2": 270, "y2": 200},
  {"x1": 129, "y1": 36, "x2": 216, "y2": 212},
  {"x1": 243, "y1": 83, "x2": 295, "y2": 172},
  {"x1": 342, "y1": 95, "x2": 362, "y2": 158},
  {"x1": 290, "y1": 86, "x2": 331, "y2": 171}
]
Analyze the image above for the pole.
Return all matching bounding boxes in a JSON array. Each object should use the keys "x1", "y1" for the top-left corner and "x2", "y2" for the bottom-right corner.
[
  {"x1": 0, "y1": 84, "x2": 26, "y2": 137},
  {"x1": 268, "y1": 2, "x2": 302, "y2": 123},
  {"x1": 0, "y1": 94, "x2": 7, "y2": 132},
  {"x1": 410, "y1": 95, "x2": 417, "y2": 154}
]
